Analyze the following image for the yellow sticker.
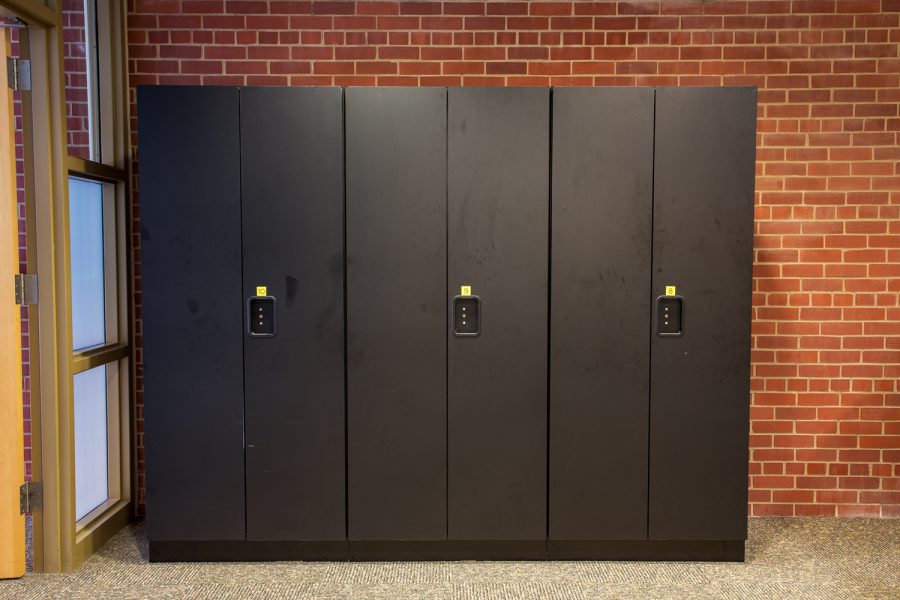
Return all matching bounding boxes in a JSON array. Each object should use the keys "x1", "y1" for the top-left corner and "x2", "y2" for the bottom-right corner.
[
  {"x1": 256, "y1": 286, "x2": 267, "y2": 297},
  {"x1": 460, "y1": 285, "x2": 472, "y2": 297},
  {"x1": 665, "y1": 285, "x2": 677, "y2": 296}
]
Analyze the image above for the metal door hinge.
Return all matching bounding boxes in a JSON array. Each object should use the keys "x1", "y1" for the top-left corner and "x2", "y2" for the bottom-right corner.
[
  {"x1": 20, "y1": 482, "x2": 42, "y2": 514},
  {"x1": 6, "y1": 57, "x2": 31, "y2": 91},
  {"x1": 14, "y1": 273, "x2": 38, "y2": 305}
]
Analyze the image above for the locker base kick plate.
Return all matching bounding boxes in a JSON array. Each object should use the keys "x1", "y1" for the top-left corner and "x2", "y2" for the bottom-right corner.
[
  {"x1": 149, "y1": 540, "x2": 348, "y2": 562},
  {"x1": 149, "y1": 539, "x2": 744, "y2": 562}
]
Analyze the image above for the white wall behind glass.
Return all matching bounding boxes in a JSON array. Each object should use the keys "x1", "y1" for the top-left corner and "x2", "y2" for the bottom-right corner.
[
  {"x1": 69, "y1": 177, "x2": 106, "y2": 351},
  {"x1": 74, "y1": 365, "x2": 109, "y2": 520}
]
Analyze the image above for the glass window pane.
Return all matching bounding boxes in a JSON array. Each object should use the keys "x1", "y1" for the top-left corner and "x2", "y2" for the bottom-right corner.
[
  {"x1": 74, "y1": 365, "x2": 108, "y2": 520},
  {"x1": 69, "y1": 177, "x2": 106, "y2": 351},
  {"x1": 62, "y1": 0, "x2": 99, "y2": 160}
]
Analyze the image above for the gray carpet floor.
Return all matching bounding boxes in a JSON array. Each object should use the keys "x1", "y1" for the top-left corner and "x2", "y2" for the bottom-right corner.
[{"x1": 1, "y1": 518, "x2": 898, "y2": 599}]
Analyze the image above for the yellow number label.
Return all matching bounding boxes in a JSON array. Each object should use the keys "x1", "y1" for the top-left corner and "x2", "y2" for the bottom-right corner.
[
  {"x1": 256, "y1": 286, "x2": 267, "y2": 297},
  {"x1": 665, "y1": 285, "x2": 676, "y2": 296},
  {"x1": 460, "y1": 285, "x2": 472, "y2": 297}
]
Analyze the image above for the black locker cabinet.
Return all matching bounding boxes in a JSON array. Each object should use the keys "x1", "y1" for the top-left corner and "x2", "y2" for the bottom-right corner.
[
  {"x1": 140, "y1": 85, "x2": 755, "y2": 562},
  {"x1": 346, "y1": 87, "x2": 448, "y2": 542},
  {"x1": 649, "y1": 87, "x2": 756, "y2": 544},
  {"x1": 549, "y1": 87, "x2": 654, "y2": 542},
  {"x1": 448, "y1": 88, "x2": 549, "y2": 544},
  {"x1": 140, "y1": 86, "x2": 346, "y2": 560}
]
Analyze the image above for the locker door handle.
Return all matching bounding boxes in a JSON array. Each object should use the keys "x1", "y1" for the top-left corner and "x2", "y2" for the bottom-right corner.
[
  {"x1": 453, "y1": 295, "x2": 480, "y2": 336},
  {"x1": 248, "y1": 296, "x2": 276, "y2": 337},
  {"x1": 656, "y1": 295, "x2": 683, "y2": 337}
]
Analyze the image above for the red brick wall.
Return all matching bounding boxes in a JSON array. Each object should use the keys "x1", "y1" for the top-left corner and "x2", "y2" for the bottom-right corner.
[{"x1": 126, "y1": 0, "x2": 900, "y2": 518}]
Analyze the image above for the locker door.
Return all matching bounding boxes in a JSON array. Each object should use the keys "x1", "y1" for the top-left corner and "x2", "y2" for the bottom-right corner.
[
  {"x1": 139, "y1": 86, "x2": 245, "y2": 541},
  {"x1": 241, "y1": 87, "x2": 345, "y2": 541},
  {"x1": 447, "y1": 88, "x2": 549, "y2": 541},
  {"x1": 549, "y1": 88, "x2": 654, "y2": 540},
  {"x1": 346, "y1": 88, "x2": 448, "y2": 541},
  {"x1": 650, "y1": 87, "x2": 756, "y2": 540}
]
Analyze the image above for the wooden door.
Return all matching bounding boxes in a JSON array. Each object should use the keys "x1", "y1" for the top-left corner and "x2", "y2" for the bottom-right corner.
[{"x1": 0, "y1": 28, "x2": 26, "y2": 580}]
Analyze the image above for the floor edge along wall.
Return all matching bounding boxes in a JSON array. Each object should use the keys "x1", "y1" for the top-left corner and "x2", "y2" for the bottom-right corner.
[{"x1": 138, "y1": 86, "x2": 756, "y2": 562}]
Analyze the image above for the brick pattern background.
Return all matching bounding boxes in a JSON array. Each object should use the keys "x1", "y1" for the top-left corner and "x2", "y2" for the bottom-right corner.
[{"x1": 125, "y1": 0, "x2": 900, "y2": 517}]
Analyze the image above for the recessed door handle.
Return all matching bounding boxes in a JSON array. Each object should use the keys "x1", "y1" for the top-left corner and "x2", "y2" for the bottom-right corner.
[{"x1": 656, "y1": 295, "x2": 683, "y2": 337}]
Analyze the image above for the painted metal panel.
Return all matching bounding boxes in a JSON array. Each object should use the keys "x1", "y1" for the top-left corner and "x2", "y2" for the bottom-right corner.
[
  {"x1": 549, "y1": 87, "x2": 654, "y2": 540},
  {"x1": 241, "y1": 87, "x2": 346, "y2": 541},
  {"x1": 649, "y1": 87, "x2": 756, "y2": 540},
  {"x1": 139, "y1": 86, "x2": 245, "y2": 541},
  {"x1": 346, "y1": 87, "x2": 448, "y2": 541},
  {"x1": 447, "y1": 87, "x2": 550, "y2": 540}
]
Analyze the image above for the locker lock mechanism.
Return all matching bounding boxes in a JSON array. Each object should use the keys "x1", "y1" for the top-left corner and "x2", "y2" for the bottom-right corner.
[
  {"x1": 656, "y1": 295, "x2": 683, "y2": 337},
  {"x1": 248, "y1": 294, "x2": 276, "y2": 337},
  {"x1": 453, "y1": 295, "x2": 480, "y2": 337}
]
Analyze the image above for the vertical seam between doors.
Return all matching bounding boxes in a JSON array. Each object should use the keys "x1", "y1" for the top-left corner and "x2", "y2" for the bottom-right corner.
[
  {"x1": 238, "y1": 87, "x2": 248, "y2": 540},
  {"x1": 647, "y1": 88, "x2": 657, "y2": 541},
  {"x1": 445, "y1": 88, "x2": 450, "y2": 541},
  {"x1": 342, "y1": 88, "x2": 350, "y2": 555},
  {"x1": 546, "y1": 88, "x2": 553, "y2": 550}
]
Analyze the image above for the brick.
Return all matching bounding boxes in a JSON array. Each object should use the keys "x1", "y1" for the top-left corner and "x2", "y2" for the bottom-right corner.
[
  {"x1": 482, "y1": 2, "x2": 524, "y2": 15},
  {"x1": 593, "y1": 16, "x2": 637, "y2": 29},
  {"x1": 335, "y1": 47, "x2": 376, "y2": 60},
  {"x1": 795, "y1": 504, "x2": 836, "y2": 516},
  {"x1": 269, "y1": 61, "x2": 311, "y2": 75},
  {"x1": 528, "y1": 62, "x2": 570, "y2": 75},
  {"x1": 754, "y1": 475, "x2": 795, "y2": 488},
  {"x1": 835, "y1": 0, "x2": 881, "y2": 13},
  {"x1": 464, "y1": 16, "x2": 505, "y2": 30},
  {"x1": 681, "y1": 16, "x2": 724, "y2": 29},
  {"x1": 499, "y1": 16, "x2": 545, "y2": 29},
  {"x1": 312, "y1": 62, "x2": 353, "y2": 75},
  {"x1": 485, "y1": 61, "x2": 527, "y2": 75},
  {"x1": 135, "y1": 0, "x2": 180, "y2": 12},
  {"x1": 530, "y1": 2, "x2": 572, "y2": 16},
  {"x1": 838, "y1": 504, "x2": 881, "y2": 517},
  {"x1": 461, "y1": 47, "x2": 501, "y2": 60},
  {"x1": 816, "y1": 490, "x2": 858, "y2": 504},
  {"x1": 752, "y1": 504, "x2": 794, "y2": 516},
  {"x1": 442, "y1": 2, "x2": 484, "y2": 16},
  {"x1": 379, "y1": 47, "x2": 418, "y2": 60},
  {"x1": 356, "y1": 61, "x2": 398, "y2": 75}
]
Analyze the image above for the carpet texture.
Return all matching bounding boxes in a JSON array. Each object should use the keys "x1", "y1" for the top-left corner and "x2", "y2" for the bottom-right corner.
[{"x1": 1, "y1": 518, "x2": 897, "y2": 599}]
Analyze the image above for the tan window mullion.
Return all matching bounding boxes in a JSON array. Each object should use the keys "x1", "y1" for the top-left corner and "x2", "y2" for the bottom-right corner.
[
  {"x1": 72, "y1": 342, "x2": 128, "y2": 375},
  {"x1": 0, "y1": 0, "x2": 58, "y2": 28},
  {"x1": 66, "y1": 156, "x2": 126, "y2": 183}
]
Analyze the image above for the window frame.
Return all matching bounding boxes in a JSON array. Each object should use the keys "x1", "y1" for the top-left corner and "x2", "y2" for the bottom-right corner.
[
  {"x1": 67, "y1": 171, "x2": 127, "y2": 533},
  {"x1": 64, "y1": 0, "x2": 132, "y2": 548}
]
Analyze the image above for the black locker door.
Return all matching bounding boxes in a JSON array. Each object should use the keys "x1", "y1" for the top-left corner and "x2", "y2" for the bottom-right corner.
[
  {"x1": 549, "y1": 87, "x2": 654, "y2": 540},
  {"x1": 139, "y1": 86, "x2": 246, "y2": 541},
  {"x1": 346, "y1": 88, "x2": 448, "y2": 541},
  {"x1": 649, "y1": 87, "x2": 756, "y2": 540},
  {"x1": 241, "y1": 87, "x2": 345, "y2": 541},
  {"x1": 447, "y1": 88, "x2": 549, "y2": 541}
]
